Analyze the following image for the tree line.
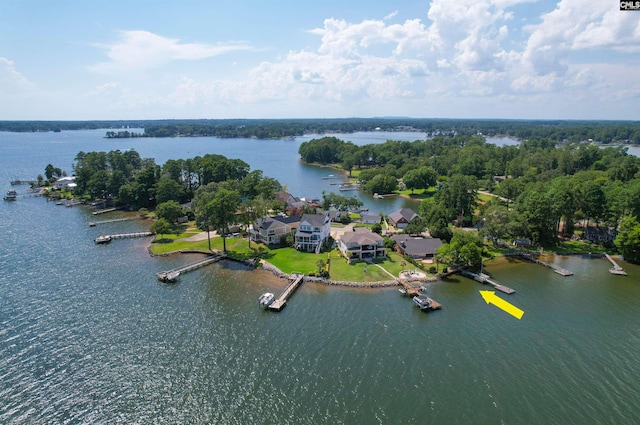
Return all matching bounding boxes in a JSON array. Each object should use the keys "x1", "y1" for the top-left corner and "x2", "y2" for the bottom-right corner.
[
  {"x1": 299, "y1": 135, "x2": 640, "y2": 262},
  {"x1": 4, "y1": 118, "x2": 640, "y2": 144}
]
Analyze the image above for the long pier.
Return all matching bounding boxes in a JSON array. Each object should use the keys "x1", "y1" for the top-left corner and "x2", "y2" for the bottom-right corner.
[
  {"x1": 94, "y1": 232, "x2": 153, "y2": 243},
  {"x1": 518, "y1": 253, "x2": 573, "y2": 276},
  {"x1": 89, "y1": 217, "x2": 136, "y2": 226},
  {"x1": 269, "y1": 274, "x2": 304, "y2": 311},
  {"x1": 157, "y1": 254, "x2": 225, "y2": 282},
  {"x1": 605, "y1": 253, "x2": 627, "y2": 275},
  {"x1": 461, "y1": 270, "x2": 515, "y2": 294},
  {"x1": 92, "y1": 207, "x2": 124, "y2": 215}
]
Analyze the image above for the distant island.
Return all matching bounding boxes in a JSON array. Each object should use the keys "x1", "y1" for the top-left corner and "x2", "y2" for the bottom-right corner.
[{"x1": 1, "y1": 118, "x2": 640, "y2": 144}]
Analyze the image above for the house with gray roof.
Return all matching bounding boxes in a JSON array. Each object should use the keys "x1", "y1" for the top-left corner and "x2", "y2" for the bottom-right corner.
[
  {"x1": 295, "y1": 213, "x2": 331, "y2": 253},
  {"x1": 388, "y1": 208, "x2": 420, "y2": 229},
  {"x1": 391, "y1": 235, "x2": 443, "y2": 260},
  {"x1": 250, "y1": 215, "x2": 301, "y2": 245},
  {"x1": 337, "y1": 228, "x2": 386, "y2": 263},
  {"x1": 361, "y1": 213, "x2": 381, "y2": 225}
]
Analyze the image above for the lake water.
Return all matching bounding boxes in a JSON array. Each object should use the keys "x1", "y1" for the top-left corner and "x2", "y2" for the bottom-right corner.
[{"x1": 1, "y1": 130, "x2": 640, "y2": 424}]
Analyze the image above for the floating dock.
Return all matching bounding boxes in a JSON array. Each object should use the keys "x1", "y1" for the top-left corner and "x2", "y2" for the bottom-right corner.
[
  {"x1": 461, "y1": 270, "x2": 515, "y2": 294},
  {"x1": 94, "y1": 232, "x2": 152, "y2": 243},
  {"x1": 605, "y1": 253, "x2": 627, "y2": 276},
  {"x1": 156, "y1": 254, "x2": 225, "y2": 282},
  {"x1": 268, "y1": 274, "x2": 304, "y2": 311}
]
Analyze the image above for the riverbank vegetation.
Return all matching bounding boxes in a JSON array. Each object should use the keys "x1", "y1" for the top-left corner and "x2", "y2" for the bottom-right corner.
[
  {"x1": 299, "y1": 134, "x2": 640, "y2": 263},
  {"x1": 4, "y1": 118, "x2": 640, "y2": 144},
  {"x1": 39, "y1": 123, "x2": 640, "y2": 269}
]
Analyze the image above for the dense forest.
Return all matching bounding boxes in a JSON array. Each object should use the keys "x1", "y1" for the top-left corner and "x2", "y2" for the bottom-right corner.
[
  {"x1": 299, "y1": 135, "x2": 640, "y2": 262},
  {"x1": 3, "y1": 118, "x2": 640, "y2": 144}
]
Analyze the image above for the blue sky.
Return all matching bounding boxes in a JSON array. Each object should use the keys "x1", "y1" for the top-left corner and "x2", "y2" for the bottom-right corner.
[{"x1": 1, "y1": 0, "x2": 639, "y2": 120}]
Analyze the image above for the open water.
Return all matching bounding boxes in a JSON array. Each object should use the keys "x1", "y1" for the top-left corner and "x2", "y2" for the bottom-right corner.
[{"x1": 1, "y1": 130, "x2": 640, "y2": 424}]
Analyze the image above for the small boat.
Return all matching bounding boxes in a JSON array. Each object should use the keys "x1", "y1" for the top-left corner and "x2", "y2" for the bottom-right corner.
[
  {"x1": 259, "y1": 292, "x2": 275, "y2": 307},
  {"x1": 609, "y1": 267, "x2": 627, "y2": 276},
  {"x1": 413, "y1": 295, "x2": 432, "y2": 310},
  {"x1": 398, "y1": 288, "x2": 407, "y2": 295},
  {"x1": 94, "y1": 235, "x2": 112, "y2": 244},
  {"x1": 3, "y1": 189, "x2": 17, "y2": 201},
  {"x1": 373, "y1": 193, "x2": 384, "y2": 199},
  {"x1": 158, "y1": 271, "x2": 180, "y2": 282}
]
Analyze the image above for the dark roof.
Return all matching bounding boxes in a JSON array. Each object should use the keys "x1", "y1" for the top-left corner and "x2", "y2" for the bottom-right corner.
[
  {"x1": 392, "y1": 235, "x2": 443, "y2": 256},
  {"x1": 339, "y1": 228, "x2": 383, "y2": 246},
  {"x1": 361, "y1": 214, "x2": 381, "y2": 223},
  {"x1": 255, "y1": 215, "x2": 301, "y2": 230},
  {"x1": 389, "y1": 208, "x2": 419, "y2": 224},
  {"x1": 300, "y1": 213, "x2": 329, "y2": 227}
]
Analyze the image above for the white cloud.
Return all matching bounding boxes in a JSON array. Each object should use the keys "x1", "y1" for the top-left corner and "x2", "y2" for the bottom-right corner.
[
  {"x1": 0, "y1": 57, "x2": 35, "y2": 94},
  {"x1": 90, "y1": 30, "x2": 253, "y2": 73},
  {"x1": 81, "y1": 3, "x2": 640, "y2": 119}
]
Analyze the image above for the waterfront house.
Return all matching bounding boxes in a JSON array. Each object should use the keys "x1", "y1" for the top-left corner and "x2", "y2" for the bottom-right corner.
[
  {"x1": 513, "y1": 238, "x2": 532, "y2": 248},
  {"x1": 337, "y1": 228, "x2": 386, "y2": 263},
  {"x1": 54, "y1": 176, "x2": 76, "y2": 189},
  {"x1": 361, "y1": 213, "x2": 381, "y2": 225},
  {"x1": 321, "y1": 210, "x2": 349, "y2": 223},
  {"x1": 276, "y1": 191, "x2": 307, "y2": 210},
  {"x1": 251, "y1": 215, "x2": 301, "y2": 246},
  {"x1": 392, "y1": 235, "x2": 443, "y2": 261},
  {"x1": 295, "y1": 213, "x2": 331, "y2": 253},
  {"x1": 584, "y1": 226, "x2": 617, "y2": 245},
  {"x1": 388, "y1": 208, "x2": 420, "y2": 229}
]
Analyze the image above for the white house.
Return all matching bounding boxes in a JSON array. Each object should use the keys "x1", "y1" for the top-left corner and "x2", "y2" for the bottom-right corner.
[
  {"x1": 295, "y1": 213, "x2": 331, "y2": 253},
  {"x1": 54, "y1": 176, "x2": 76, "y2": 189}
]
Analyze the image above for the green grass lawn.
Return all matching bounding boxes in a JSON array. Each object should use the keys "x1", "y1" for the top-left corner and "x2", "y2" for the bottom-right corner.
[
  {"x1": 397, "y1": 187, "x2": 435, "y2": 200},
  {"x1": 266, "y1": 248, "x2": 405, "y2": 282},
  {"x1": 150, "y1": 230, "x2": 421, "y2": 282}
]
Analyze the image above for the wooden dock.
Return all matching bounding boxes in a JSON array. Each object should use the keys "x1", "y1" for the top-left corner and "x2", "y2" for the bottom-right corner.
[
  {"x1": 397, "y1": 279, "x2": 422, "y2": 296},
  {"x1": 605, "y1": 253, "x2": 627, "y2": 275},
  {"x1": 92, "y1": 207, "x2": 124, "y2": 215},
  {"x1": 268, "y1": 274, "x2": 304, "y2": 311},
  {"x1": 94, "y1": 231, "x2": 153, "y2": 243},
  {"x1": 89, "y1": 217, "x2": 136, "y2": 226},
  {"x1": 461, "y1": 270, "x2": 515, "y2": 294},
  {"x1": 156, "y1": 254, "x2": 225, "y2": 282},
  {"x1": 518, "y1": 253, "x2": 573, "y2": 276}
]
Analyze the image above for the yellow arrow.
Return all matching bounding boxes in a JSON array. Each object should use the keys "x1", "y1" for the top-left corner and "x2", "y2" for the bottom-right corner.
[{"x1": 480, "y1": 290, "x2": 524, "y2": 320}]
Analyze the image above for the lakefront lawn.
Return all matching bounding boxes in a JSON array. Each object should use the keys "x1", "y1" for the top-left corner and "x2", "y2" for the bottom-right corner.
[{"x1": 150, "y1": 231, "x2": 405, "y2": 282}]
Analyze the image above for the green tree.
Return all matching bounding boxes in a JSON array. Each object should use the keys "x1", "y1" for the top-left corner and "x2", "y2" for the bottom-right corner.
[
  {"x1": 615, "y1": 216, "x2": 640, "y2": 264},
  {"x1": 435, "y1": 230, "x2": 483, "y2": 267},
  {"x1": 155, "y1": 200, "x2": 183, "y2": 223},
  {"x1": 365, "y1": 174, "x2": 398, "y2": 195},
  {"x1": 155, "y1": 176, "x2": 185, "y2": 204},
  {"x1": 150, "y1": 218, "x2": 172, "y2": 239},
  {"x1": 207, "y1": 188, "x2": 242, "y2": 253}
]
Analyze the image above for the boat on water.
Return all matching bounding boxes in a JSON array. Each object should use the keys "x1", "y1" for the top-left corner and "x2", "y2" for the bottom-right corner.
[
  {"x1": 259, "y1": 292, "x2": 275, "y2": 307},
  {"x1": 373, "y1": 193, "x2": 384, "y2": 199},
  {"x1": 398, "y1": 288, "x2": 407, "y2": 295},
  {"x1": 94, "y1": 235, "x2": 112, "y2": 244},
  {"x1": 4, "y1": 189, "x2": 17, "y2": 201},
  {"x1": 158, "y1": 271, "x2": 180, "y2": 283},
  {"x1": 610, "y1": 267, "x2": 627, "y2": 276},
  {"x1": 413, "y1": 295, "x2": 432, "y2": 310}
]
